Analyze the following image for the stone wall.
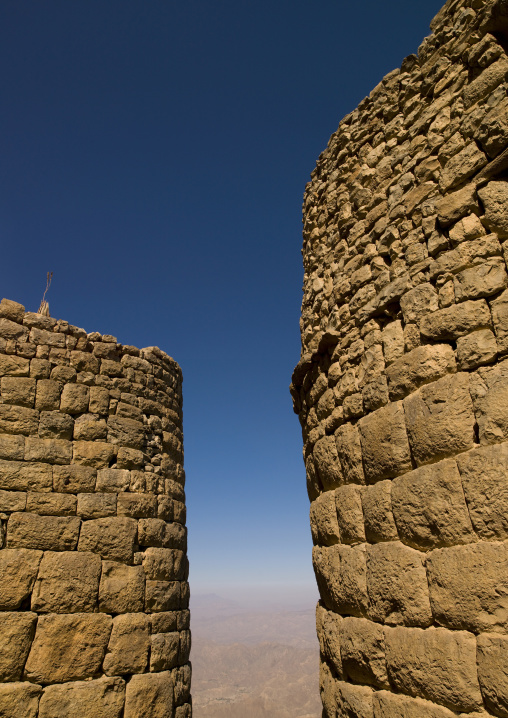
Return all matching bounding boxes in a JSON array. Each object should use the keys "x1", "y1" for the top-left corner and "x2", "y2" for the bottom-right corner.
[
  {"x1": 291, "y1": 0, "x2": 508, "y2": 715},
  {"x1": 0, "y1": 299, "x2": 191, "y2": 718}
]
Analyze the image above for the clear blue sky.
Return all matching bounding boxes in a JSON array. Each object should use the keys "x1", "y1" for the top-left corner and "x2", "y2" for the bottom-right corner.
[{"x1": 0, "y1": 0, "x2": 443, "y2": 597}]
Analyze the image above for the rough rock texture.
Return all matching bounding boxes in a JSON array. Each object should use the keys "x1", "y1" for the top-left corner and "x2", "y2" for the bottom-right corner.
[
  {"x1": 291, "y1": 1, "x2": 508, "y2": 715},
  {"x1": 0, "y1": 299, "x2": 191, "y2": 717}
]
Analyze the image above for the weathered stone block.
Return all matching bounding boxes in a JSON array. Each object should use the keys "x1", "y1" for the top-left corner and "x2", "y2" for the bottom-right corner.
[
  {"x1": 310, "y1": 491, "x2": 340, "y2": 546},
  {"x1": 319, "y1": 660, "x2": 338, "y2": 718},
  {"x1": 0, "y1": 488, "x2": 26, "y2": 511},
  {"x1": 454, "y1": 257, "x2": 508, "y2": 302},
  {"x1": 117, "y1": 492, "x2": 157, "y2": 518},
  {"x1": 107, "y1": 416, "x2": 145, "y2": 450},
  {"x1": 0, "y1": 459, "x2": 52, "y2": 491},
  {"x1": 400, "y1": 283, "x2": 439, "y2": 324},
  {"x1": 0, "y1": 548, "x2": 42, "y2": 609},
  {"x1": 426, "y1": 542, "x2": 508, "y2": 634},
  {"x1": 24, "y1": 437, "x2": 72, "y2": 465},
  {"x1": 403, "y1": 372, "x2": 475, "y2": 466},
  {"x1": 142, "y1": 548, "x2": 186, "y2": 581},
  {"x1": 440, "y1": 142, "x2": 487, "y2": 192},
  {"x1": 0, "y1": 353, "x2": 29, "y2": 377},
  {"x1": 73, "y1": 440, "x2": 116, "y2": 468},
  {"x1": 478, "y1": 180, "x2": 508, "y2": 238},
  {"x1": 456, "y1": 443, "x2": 508, "y2": 540},
  {"x1": 1, "y1": 377, "x2": 36, "y2": 407},
  {"x1": 362, "y1": 480, "x2": 398, "y2": 543},
  {"x1": 336, "y1": 680, "x2": 374, "y2": 718},
  {"x1": 366, "y1": 542, "x2": 432, "y2": 627},
  {"x1": 96, "y1": 468, "x2": 131, "y2": 493},
  {"x1": 316, "y1": 604, "x2": 343, "y2": 678},
  {"x1": 391, "y1": 459, "x2": 475, "y2": 550},
  {"x1": 24, "y1": 613, "x2": 112, "y2": 684},
  {"x1": 53, "y1": 464, "x2": 96, "y2": 493},
  {"x1": 60, "y1": 383, "x2": 89, "y2": 414},
  {"x1": 38, "y1": 677, "x2": 125, "y2": 718},
  {"x1": 373, "y1": 690, "x2": 459, "y2": 717},
  {"x1": 386, "y1": 344, "x2": 456, "y2": 400},
  {"x1": 313, "y1": 544, "x2": 369, "y2": 617},
  {"x1": 150, "y1": 611, "x2": 178, "y2": 634},
  {"x1": 382, "y1": 320, "x2": 404, "y2": 365},
  {"x1": 150, "y1": 632, "x2": 179, "y2": 671},
  {"x1": 477, "y1": 632, "x2": 508, "y2": 717},
  {"x1": 0, "y1": 611, "x2": 37, "y2": 680},
  {"x1": 99, "y1": 561, "x2": 145, "y2": 614},
  {"x1": 334, "y1": 422, "x2": 365, "y2": 484},
  {"x1": 31, "y1": 551, "x2": 101, "y2": 613},
  {"x1": 0, "y1": 404, "x2": 38, "y2": 436},
  {"x1": 436, "y1": 183, "x2": 479, "y2": 227},
  {"x1": 335, "y1": 484, "x2": 365, "y2": 544},
  {"x1": 89, "y1": 385, "x2": 110, "y2": 415},
  {"x1": 0, "y1": 434, "x2": 24, "y2": 460},
  {"x1": 456, "y1": 328, "x2": 498, "y2": 370},
  {"x1": 420, "y1": 299, "x2": 491, "y2": 340},
  {"x1": 470, "y1": 360, "x2": 508, "y2": 444},
  {"x1": 78, "y1": 516, "x2": 137, "y2": 562},
  {"x1": 38, "y1": 410, "x2": 74, "y2": 439},
  {"x1": 313, "y1": 435, "x2": 343, "y2": 490},
  {"x1": 26, "y1": 491, "x2": 76, "y2": 515},
  {"x1": 359, "y1": 401, "x2": 412, "y2": 482},
  {"x1": 341, "y1": 617, "x2": 388, "y2": 688},
  {"x1": 492, "y1": 288, "x2": 508, "y2": 353},
  {"x1": 35, "y1": 379, "x2": 61, "y2": 411},
  {"x1": 0, "y1": 682, "x2": 42, "y2": 718},
  {"x1": 138, "y1": 518, "x2": 186, "y2": 550},
  {"x1": 385, "y1": 626, "x2": 482, "y2": 712},
  {"x1": 124, "y1": 671, "x2": 174, "y2": 718},
  {"x1": 6, "y1": 512, "x2": 80, "y2": 551},
  {"x1": 77, "y1": 492, "x2": 117, "y2": 518},
  {"x1": 145, "y1": 580, "x2": 181, "y2": 613},
  {"x1": 0, "y1": 297, "x2": 25, "y2": 322},
  {"x1": 103, "y1": 613, "x2": 149, "y2": 676},
  {"x1": 73, "y1": 414, "x2": 108, "y2": 441}
]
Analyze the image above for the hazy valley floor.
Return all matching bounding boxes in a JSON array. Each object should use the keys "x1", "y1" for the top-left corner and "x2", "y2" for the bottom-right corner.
[{"x1": 190, "y1": 593, "x2": 321, "y2": 718}]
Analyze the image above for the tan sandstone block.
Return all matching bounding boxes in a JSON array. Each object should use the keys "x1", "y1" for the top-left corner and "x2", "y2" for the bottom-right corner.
[
  {"x1": 24, "y1": 437, "x2": 72, "y2": 465},
  {"x1": 78, "y1": 516, "x2": 137, "y2": 562},
  {"x1": 103, "y1": 613, "x2": 150, "y2": 676},
  {"x1": 0, "y1": 612, "x2": 37, "y2": 681},
  {"x1": 313, "y1": 544, "x2": 369, "y2": 617},
  {"x1": 336, "y1": 680, "x2": 374, "y2": 718},
  {"x1": 124, "y1": 671, "x2": 174, "y2": 718},
  {"x1": 335, "y1": 484, "x2": 365, "y2": 544},
  {"x1": 420, "y1": 299, "x2": 491, "y2": 340},
  {"x1": 313, "y1": 435, "x2": 343, "y2": 490},
  {"x1": 73, "y1": 440, "x2": 116, "y2": 468},
  {"x1": 0, "y1": 405, "x2": 38, "y2": 435},
  {"x1": 38, "y1": 410, "x2": 74, "y2": 440},
  {"x1": 38, "y1": 677, "x2": 125, "y2": 718},
  {"x1": 359, "y1": 401, "x2": 412, "y2": 482},
  {"x1": 0, "y1": 459, "x2": 51, "y2": 492},
  {"x1": 454, "y1": 257, "x2": 508, "y2": 302},
  {"x1": 0, "y1": 353, "x2": 29, "y2": 376},
  {"x1": 150, "y1": 632, "x2": 179, "y2": 671},
  {"x1": 319, "y1": 660, "x2": 338, "y2": 718},
  {"x1": 477, "y1": 632, "x2": 508, "y2": 717},
  {"x1": 382, "y1": 320, "x2": 404, "y2": 365},
  {"x1": 60, "y1": 383, "x2": 89, "y2": 414},
  {"x1": 1, "y1": 377, "x2": 36, "y2": 407},
  {"x1": 391, "y1": 459, "x2": 475, "y2": 550},
  {"x1": 386, "y1": 344, "x2": 456, "y2": 400},
  {"x1": 107, "y1": 416, "x2": 145, "y2": 450},
  {"x1": 385, "y1": 626, "x2": 482, "y2": 712},
  {"x1": 366, "y1": 542, "x2": 432, "y2": 627},
  {"x1": 0, "y1": 434, "x2": 24, "y2": 460},
  {"x1": 492, "y1": 288, "x2": 508, "y2": 353},
  {"x1": 0, "y1": 683, "x2": 42, "y2": 718},
  {"x1": 26, "y1": 491, "x2": 76, "y2": 516},
  {"x1": 403, "y1": 372, "x2": 475, "y2": 466},
  {"x1": 173, "y1": 662, "x2": 191, "y2": 705},
  {"x1": 99, "y1": 561, "x2": 145, "y2": 614},
  {"x1": 6, "y1": 512, "x2": 80, "y2": 551},
  {"x1": 145, "y1": 580, "x2": 181, "y2": 613},
  {"x1": 73, "y1": 414, "x2": 108, "y2": 441},
  {"x1": 470, "y1": 359, "x2": 508, "y2": 444},
  {"x1": 118, "y1": 492, "x2": 157, "y2": 518},
  {"x1": 400, "y1": 283, "x2": 439, "y2": 324},
  {"x1": 316, "y1": 604, "x2": 343, "y2": 677},
  {"x1": 0, "y1": 548, "x2": 42, "y2": 610},
  {"x1": 334, "y1": 422, "x2": 365, "y2": 484},
  {"x1": 373, "y1": 691, "x2": 459, "y2": 717},
  {"x1": 362, "y1": 481, "x2": 399, "y2": 543},
  {"x1": 0, "y1": 298, "x2": 25, "y2": 322},
  {"x1": 53, "y1": 464, "x2": 96, "y2": 493},
  {"x1": 478, "y1": 180, "x2": 508, "y2": 238},
  {"x1": 456, "y1": 328, "x2": 498, "y2": 370},
  {"x1": 341, "y1": 617, "x2": 389, "y2": 688},
  {"x1": 426, "y1": 542, "x2": 508, "y2": 634},
  {"x1": 310, "y1": 491, "x2": 340, "y2": 546},
  {"x1": 25, "y1": 613, "x2": 112, "y2": 683},
  {"x1": 31, "y1": 551, "x2": 101, "y2": 613},
  {"x1": 138, "y1": 518, "x2": 186, "y2": 550},
  {"x1": 78, "y1": 492, "x2": 117, "y2": 518},
  {"x1": 456, "y1": 443, "x2": 508, "y2": 539},
  {"x1": 0, "y1": 489, "x2": 26, "y2": 511},
  {"x1": 89, "y1": 385, "x2": 110, "y2": 415},
  {"x1": 35, "y1": 379, "x2": 61, "y2": 411}
]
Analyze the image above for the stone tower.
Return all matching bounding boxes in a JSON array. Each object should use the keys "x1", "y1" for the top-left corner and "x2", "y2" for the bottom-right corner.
[
  {"x1": 0, "y1": 299, "x2": 191, "y2": 718},
  {"x1": 291, "y1": 0, "x2": 508, "y2": 715}
]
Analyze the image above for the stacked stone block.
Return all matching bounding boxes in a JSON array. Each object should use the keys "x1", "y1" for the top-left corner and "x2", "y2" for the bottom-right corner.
[
  {"x1": 291, "y1": 0, "x2": 508, "y2": 715},
  {"x1": 0, "y1": 299, "x2": 191, "y2": 718}
]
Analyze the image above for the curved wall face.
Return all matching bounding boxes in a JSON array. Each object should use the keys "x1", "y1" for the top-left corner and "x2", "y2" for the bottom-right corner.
[
  {"x1": 292, "y1": 1, "x2": 508, "y2": 716},
  {"x1": 0, "y1": 299, "x2": 190, "y2": 718}
]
